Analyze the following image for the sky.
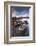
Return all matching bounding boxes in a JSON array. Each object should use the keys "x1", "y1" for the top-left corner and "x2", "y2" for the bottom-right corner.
[{"x1": 11, "y1": 7, "x2": 30, "y2": 15}]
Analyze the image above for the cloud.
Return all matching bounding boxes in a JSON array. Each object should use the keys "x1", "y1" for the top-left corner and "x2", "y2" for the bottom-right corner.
[
  {"x1": 16, "y1": 10, "x2": 29, "y2": 15},
  {"x1": 12, "y1": 8, "x2": 29, "y2": 17}
]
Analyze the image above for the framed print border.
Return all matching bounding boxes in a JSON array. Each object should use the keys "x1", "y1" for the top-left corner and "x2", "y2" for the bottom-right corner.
[{"x1": 4, "y1": 1, "x2": 35, "y2": 44}]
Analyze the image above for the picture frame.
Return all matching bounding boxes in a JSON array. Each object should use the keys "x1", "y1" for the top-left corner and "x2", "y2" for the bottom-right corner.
[{"x1": 4, "y1": 1, "x2": 35, "y2": 44}]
